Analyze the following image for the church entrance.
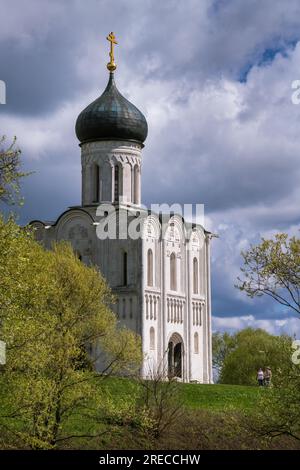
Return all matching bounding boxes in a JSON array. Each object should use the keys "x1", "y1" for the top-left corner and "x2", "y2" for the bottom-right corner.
[{"x1": 168, "y1": 333, "x2": 184, "y2": 379}]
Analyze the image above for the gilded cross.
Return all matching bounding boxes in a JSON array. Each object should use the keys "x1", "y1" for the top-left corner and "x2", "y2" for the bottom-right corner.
[{"x1": 106, "y1": 32, "x2": 118, "y2": 72}]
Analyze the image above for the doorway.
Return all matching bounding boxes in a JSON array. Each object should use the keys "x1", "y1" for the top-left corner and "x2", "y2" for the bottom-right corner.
[{"x1": 168, "y1": 333, "x2": 184, "y2": 379}]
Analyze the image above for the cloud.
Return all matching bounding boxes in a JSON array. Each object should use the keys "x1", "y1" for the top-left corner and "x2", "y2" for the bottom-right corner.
[{"x1": 213, "y1": 314, "x2": 300, "y2": 338}]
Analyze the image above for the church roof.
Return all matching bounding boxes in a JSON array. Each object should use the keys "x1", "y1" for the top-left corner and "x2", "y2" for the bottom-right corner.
[
  {"x1": 30, "y1": 206, "x2": 215, "y2": 239},
  {"x1": 75, "y1": 72, "x2": 148, "y2": 145}
]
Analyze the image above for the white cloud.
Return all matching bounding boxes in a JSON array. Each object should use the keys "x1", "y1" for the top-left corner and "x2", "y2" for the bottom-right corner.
[{"x1": 213, "y1": 314, "x2": 300, "y2": 338}]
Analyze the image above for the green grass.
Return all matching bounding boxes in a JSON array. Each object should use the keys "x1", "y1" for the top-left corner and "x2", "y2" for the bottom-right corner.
[
  {"x1": 100, "y1": 376, "x2": 261, "y2": 412},
  {"x1": 180, "y1": 382, "x2": 260, "y2": 411}
]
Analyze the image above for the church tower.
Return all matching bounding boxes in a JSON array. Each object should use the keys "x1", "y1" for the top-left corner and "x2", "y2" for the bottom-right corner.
[
  {"x1": 31, "y1": 33, "x2": 213, "y2": 384},
  {"x1": 75, "y1": 32, "x2": 147, "y2": 207}
]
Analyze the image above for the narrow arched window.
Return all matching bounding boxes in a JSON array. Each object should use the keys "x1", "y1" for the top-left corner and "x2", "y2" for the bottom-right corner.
[
  {"x1": 134, "y1": 165, "x2": 139, "y2": 204},
  {"x1": 170, "y1": 252, "x2": 177, "y2": 291},
  {"x1": 93, "y1": 164, "x2": 100, "y2": 202},
  {"x1": 194, "y1": 332, "x2": 199, "y2": 354},
  {"x1": 193, "y1": 257, "x2": 199, "y2": 294},
  {"x1": 147, "y1": 248, "x2": 153, "y2": 286},
  {"x1": 114, "y1": 165, "x2": 119, "y2": 202},
  {"x1": 150, "y1": 327, "x2": 155, "y2": 350},
  {"x1": 123, "y1": 251, "x2": 128, "y2": 286}
]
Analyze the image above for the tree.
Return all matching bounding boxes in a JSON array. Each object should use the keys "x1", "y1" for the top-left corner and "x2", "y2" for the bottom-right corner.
[
  {"x1": 0, "y1": 216, "x2": 142, "y2": 449},
  {"x1": 214, "y1": 328, "x2": 292, "y2": 385},
  {"x1": 212, "y1": 331, "x2": 236, "y2": 377},
  {"x1": 236, "y1": 234, "x2": 300, "y2": 316},
  {"x1": 137, "y1": 357, "x2": 184, "y2": 439},
  {"x1": 236, "y1": 234, "x2": 300, "y2": 442},
  {"x1": 246, "y1": 342, "x2": 300, "y2": 442},
  {"x1": 0, "y1": 136, "x2": 28, "y2": 205}
]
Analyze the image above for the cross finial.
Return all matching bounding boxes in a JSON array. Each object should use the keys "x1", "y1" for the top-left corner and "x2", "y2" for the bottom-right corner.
[{"x1": 106, "y1": 32, "x2": 118, "y2": 72}]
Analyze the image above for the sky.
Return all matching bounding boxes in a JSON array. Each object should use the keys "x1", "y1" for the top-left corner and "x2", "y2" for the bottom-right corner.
[{"x1": 1, "y1": 0, "x2": 300, "y2": 337}]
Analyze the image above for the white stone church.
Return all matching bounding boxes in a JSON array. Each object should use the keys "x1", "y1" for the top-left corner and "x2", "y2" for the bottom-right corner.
[{"x1": 31, "y1": 35, "x2": 213, "y2": 383}]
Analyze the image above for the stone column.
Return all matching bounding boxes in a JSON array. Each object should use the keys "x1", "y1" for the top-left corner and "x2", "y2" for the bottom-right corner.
[
  {"x1": 136, "y1": 165, "x2": 141, "y2": 205},
  {"x1": 206, "y1": 235, "x2": 213, "y2": 384}
]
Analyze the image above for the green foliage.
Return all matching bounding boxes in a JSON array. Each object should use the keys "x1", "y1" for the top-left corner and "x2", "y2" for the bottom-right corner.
[
  {"x1": 213, "y1": 328, "x2": 292, "y2": 385},
  {"x1": 101, "y1": 393, "x2": 155, "y2": 434},
  {"x1": 235, "y1": 234, "x2": 300, "y2": 443},
  {"x1": 137, "y1": 363, "x2": 184, "y2": 439},
  {"x1": 247, "y1": 345, "x2": 300, "y2": 442},
  {"x1": 237, "y1": 233, "x2": 300, "y2": 315},
  {"x1": 212, "y1": 331, "x2": 236, "y2": 375},
  {"x1": 0, "y1": 216, "x2": 142, "y2": 449},
  {"x1": 0, "y1": 136, "x2": 30, "y2": 205}
]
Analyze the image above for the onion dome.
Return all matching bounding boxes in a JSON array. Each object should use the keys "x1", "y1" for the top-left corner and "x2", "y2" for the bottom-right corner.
[{"x1": 75, "y1": 72, "x2": 148, "y2": 144}]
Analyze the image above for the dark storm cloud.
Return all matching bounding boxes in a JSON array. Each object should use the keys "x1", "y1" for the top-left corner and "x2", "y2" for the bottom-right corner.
[
  {"x1": 3, "y1": 0, "x2": 300, "y2": 116},
  {"x1": 1, "y1": 35, "x2": 79, "y2": 115},
  {"x1": 0, "y1": 0, "x2": 130, "y2": 116},
  {"x1": 142, "y1": 135, "x2": 300, "y2": 213},
  {"x1": 22, "y1": 161, "x2": 80, "y2": 223}
]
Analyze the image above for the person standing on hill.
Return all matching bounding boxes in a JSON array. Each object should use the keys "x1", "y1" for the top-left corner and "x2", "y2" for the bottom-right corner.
[
  {"x1": 264, "y1": 367, "x2": 272, "y2": 387},
  {"x1": 257, "y1": 368, "x2": 264, "y2": 386}
]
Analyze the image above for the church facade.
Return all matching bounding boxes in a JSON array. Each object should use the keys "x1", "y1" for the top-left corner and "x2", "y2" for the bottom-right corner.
[{"x1": 31, "y1": 34, "x2": 213, "y2": 383}]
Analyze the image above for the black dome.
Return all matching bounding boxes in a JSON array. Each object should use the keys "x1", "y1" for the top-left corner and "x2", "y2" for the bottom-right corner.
[{"x1": 75, "y1": 73, "x2": 148, "y2": 144}]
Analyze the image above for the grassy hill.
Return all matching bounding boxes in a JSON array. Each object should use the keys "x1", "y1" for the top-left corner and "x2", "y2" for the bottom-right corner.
[
  {"x1": 71, "y1": 377, "x2": 298, "y2": 450},
  {"x1": 1, "y1": 376, "x2": 299, "y2": 450},
  {"x1": 102, "y1": 377, "x2": 260, "y2": 411}
]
